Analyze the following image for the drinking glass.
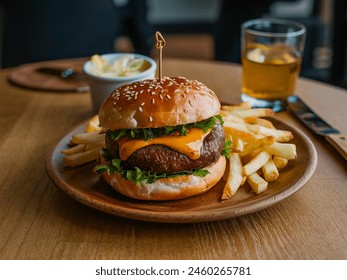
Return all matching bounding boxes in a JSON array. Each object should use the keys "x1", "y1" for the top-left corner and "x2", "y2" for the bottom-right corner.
[{"x1": 241, "y1": 18, "x2": 306, "y2": 111}]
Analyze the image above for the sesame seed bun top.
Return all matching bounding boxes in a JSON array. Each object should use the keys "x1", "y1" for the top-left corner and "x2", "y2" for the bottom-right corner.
[{"x1": 98, "y1": 76, "x2": 221, "y2": 130}]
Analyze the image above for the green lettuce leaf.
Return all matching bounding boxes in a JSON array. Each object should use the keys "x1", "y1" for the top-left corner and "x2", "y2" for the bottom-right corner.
[
  {"x1": 94, "y1": 148, "x2": 210, "y2": 184},
  {"x1": 107, "y1": 115, "x2": 224, "y2": 141}
]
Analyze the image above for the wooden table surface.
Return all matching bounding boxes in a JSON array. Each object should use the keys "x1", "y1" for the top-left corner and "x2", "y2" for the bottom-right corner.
[{"x1": 0, "y1": 58, "x2": 346, "y2": 260}]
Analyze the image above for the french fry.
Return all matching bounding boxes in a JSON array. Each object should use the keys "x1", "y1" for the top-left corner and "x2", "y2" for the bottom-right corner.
[
  {"x1": 232, "y1": 135, "x2": 244, "y2": 153},
  {"x1": 220, "y1": 113, "x2": 245, "y2": 124},
  {"x1": 240, "y1": 176, "x2": 247, "y2": 186},
  {"x1": 262, "y1": 159, "x2": 279, "y2": 182},
  {"x1": 72, "y1": 131, "x2": 104, "y2": 145},
  {"x1": 84, "y1": 142, "x2": 104, "y2": 151},
  {"x1": 221, "y1": 102, "x2": 252, "y2": 112},
  {"x1": 240, "y1": 135, "x2": 276, "y2": 157},
  {"x1": 239, "y1": 102, "x2": 252, "y2": 109},
  {"x1": 249, "y1": 147, "x2": 263, "y2": 159},
  {"x1": 247, "y1": 173, "x2": 268, "y2": 194},
  {"x1": 232, "y1": 108, "x2": 274, "y2": 119},
  {"x1": 224, "y1": 121, "x2": 257, "y2": 142},
  {"x1": 273, "y1": 156, "x2": 289, "y2": 170},
  {"x1": 61, "y1": 144, "x2": 85, "y2": 155},
  {"x1": 62, "y1": 115, "x2": 106, "y2": 167},
  {"x1": 222, "y1": 159, "x2": 229, "y2": 181},
  {"x1": 246, "y1": 124, "x2": 293, "y2": 142},
  {"x1": 63, "y1": 147, "x2": 101, "y2": 167},
  {"x1": 243, "y1": 151, "x2": 271, "y2": 176},
  {"x1": 243, "y1": 117, "x2": 276, "y2": 129},
  {"x1": 266, "y1": 142, "x2": 297, "y2": 159},
  {"x1": 222, "y1": 153, "x2": 243, "y2": 199}
]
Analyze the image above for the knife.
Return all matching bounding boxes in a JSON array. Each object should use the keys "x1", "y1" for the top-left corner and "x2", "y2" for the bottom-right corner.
[
  {"x1": 35, "y1": 67, "x2": 89, "y2": 92},
  {"x1": 287, "y1": 96, "x2": 347, "y2": 160},
  {"x1": 36, "y1": 67, "x2": 86, "y2": 81}
]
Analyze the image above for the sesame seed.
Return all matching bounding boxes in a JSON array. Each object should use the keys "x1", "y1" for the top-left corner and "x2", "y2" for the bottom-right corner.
[
  {"x1": 159, "y1": 94, "x2": 163, "y2": 100},
  {"x1": 141, "y1": 102, "x2": 145, "y2": 106},
  {"x1": 151, "y1": 92, "x2": 156, "y2": 96},
  {"x1": 166, "y1": 94, "x2": 171, "y2": 100},
  {"x1": 149, "y1": 116, "x2": 153, "y2": 122},
  {"x1": 152, "y1": 98, "x2": 155, "y2": 104},
  {"x1": 139, "y1": 107, "x2": 143, "y2": 112}
]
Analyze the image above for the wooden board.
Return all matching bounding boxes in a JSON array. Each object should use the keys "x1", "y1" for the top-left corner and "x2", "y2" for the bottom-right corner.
[{"x1": 8, "y1": 58, "x2": 89, "y2": 92}]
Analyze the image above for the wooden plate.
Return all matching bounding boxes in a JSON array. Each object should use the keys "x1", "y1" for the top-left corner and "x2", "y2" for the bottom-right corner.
[
  {"x1": 45, "y1": 118, "x2": 317, "y2": 223},
  {"x1": 8, "y1": 58, "x2": 89, "y2": 92}
]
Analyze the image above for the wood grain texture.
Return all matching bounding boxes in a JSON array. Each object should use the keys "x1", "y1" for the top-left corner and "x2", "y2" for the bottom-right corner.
[{"x1": 1, "y1": 59, "x2": 347, "y2": 260}]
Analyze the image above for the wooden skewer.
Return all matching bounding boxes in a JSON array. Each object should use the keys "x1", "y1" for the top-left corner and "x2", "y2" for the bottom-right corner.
[{"x1": 155, "y1": 31, "x2": 166, "y2": 81}]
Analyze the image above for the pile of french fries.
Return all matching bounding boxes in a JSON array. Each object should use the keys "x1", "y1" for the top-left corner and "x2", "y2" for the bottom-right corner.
[
  {"x1": 61, "y1": 102, "x2": 296, "y2": 200},
  {"x1": 221, "y1": 102, "x2": 296, "y2": 200},
  {"x1": 61, "y1": 116, "x2": 104, "y2": 167}
]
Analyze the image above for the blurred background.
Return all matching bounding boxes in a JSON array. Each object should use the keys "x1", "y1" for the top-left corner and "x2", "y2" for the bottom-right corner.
[{"x1": 0, "y1": 0, "x2": 346, "y2": 88}]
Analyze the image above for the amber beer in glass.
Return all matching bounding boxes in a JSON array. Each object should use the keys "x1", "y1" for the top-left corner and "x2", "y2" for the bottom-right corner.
[{"x1": 241, "y1": 19, "x2": 306, "y2": 111}]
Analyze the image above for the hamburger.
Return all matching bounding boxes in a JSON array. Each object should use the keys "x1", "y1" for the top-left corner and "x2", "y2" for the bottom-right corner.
[{"x1": 95, "y1": 76, "x2": 227, "y2": 200}]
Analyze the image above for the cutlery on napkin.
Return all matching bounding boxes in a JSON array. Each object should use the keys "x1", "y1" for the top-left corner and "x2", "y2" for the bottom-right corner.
[{"x1": 287, "y1": 96, "x2": 347, "y2": 160}]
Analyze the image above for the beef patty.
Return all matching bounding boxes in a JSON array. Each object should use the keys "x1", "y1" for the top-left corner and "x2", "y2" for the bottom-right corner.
[{"x1": 105, "y1": 124, "x2": 225, "y2": 174}]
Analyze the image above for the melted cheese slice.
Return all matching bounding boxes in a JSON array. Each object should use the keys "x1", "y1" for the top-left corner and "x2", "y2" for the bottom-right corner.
[{"x1": 118, "y1": 128, "x2": 210, "y2": 160}]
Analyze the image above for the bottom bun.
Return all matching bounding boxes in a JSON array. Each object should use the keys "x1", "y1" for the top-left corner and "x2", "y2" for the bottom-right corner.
[{"x1": 101, "y1": 156, "x2": 226, "y2": 201}]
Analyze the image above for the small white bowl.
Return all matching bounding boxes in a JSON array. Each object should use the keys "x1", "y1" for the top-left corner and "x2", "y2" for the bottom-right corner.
[{"x1": 83, "y1": 53, "x2": 157, "y2": 114}]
